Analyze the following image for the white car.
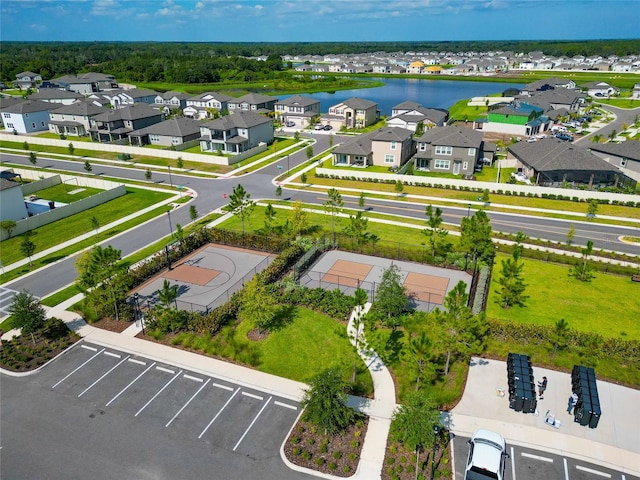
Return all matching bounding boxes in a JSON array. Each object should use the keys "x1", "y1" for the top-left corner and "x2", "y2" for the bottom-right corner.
[{"x1": 464, "y1": 429, "x2": 509, "y2": 480}]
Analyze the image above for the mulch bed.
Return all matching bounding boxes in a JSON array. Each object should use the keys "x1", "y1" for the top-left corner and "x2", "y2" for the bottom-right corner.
[
  {"x1": 381, "y1": 437, "x2": 452, "y2": 480},
  {"x1": 91, "y1": 317, "x2": 132, "y2": 333},
  {"x1": 283, "y1": 418, "x2": 368, "y2": 477}
]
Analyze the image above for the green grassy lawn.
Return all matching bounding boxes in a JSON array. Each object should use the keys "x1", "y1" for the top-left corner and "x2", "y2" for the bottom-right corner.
[
  {"x1": 34, "y1": 132, "x2": 91, "y2": 142},
  {"x1": 595, "y1": 98, "x2": 640, "y2": 109},
  {"x1": 28, "y1": 183, "x2": 103, "y2": 203},
  {"x1": 448, "y1": 99, "x2": 488, "y2": 122},
  {"x1": 0, "y1": 187, "x2": 171, "y2": 266},
  {"x1": 473, "y1": 166, "x2": 516, "y2": 183},
  {"x1": 487, "y1": 254, "x2": 640, "y2": 339}
]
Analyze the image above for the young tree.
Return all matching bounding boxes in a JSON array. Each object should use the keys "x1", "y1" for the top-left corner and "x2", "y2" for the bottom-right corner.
[
  {"x1": 394, "y1": 180, "x2": 404, "y2": 195},
  {"x1": 390, "y1": 390, "x2": 441, "y2": 479},
  {"x1": 20, "y1": 232, "x2": 36, "y2": 266},
  {"x1": 23, "y1": 141, "x2": 30, "y2": 151},
  {"x1": 301, "y1": 367, "x2": 357, "y2": 435},
  {"x1": 294, "y1": 130, "x2": 300, "y2": 142},
  {"x1": 587, "y1": 199, "x2": 598, "y2": 219},
  {"x1": 550, "y1": 318, "x2": 570, "y2": 357},
  {"x1": 566, "y1": 224, "x2": 576, "y2": 246},
  {"x1": 358, "y1": 192, "x2": 366, "y2": 209},
  {"x1": 434, "y1": 281, "x2": 488, "y2": 376},
  {"x1": 240, "y1": 276, "x2": 277, "y2": 334},
  {"x1": 84, "y1": 160, "x2": 92, "y2": 172},
  {"x1": 415, "y1": 121, "x2": 425, "y2": 137},
  {"x1": 373, "y1": 263, "x2": 409, "y2": 328},
  {"x1": 68, "y1": 143, "x2": 75, "y2": 156},
  {"x1": 328, "y1": 133, "x2": 334, "y2": 147},
  {"x1": 222, "y1": 184, "x2": 255, "y2": 238},
  {"x1": 481, "y1": 188, "x2": 491, "y2": 204},
  {"x1": 570, "y1": 240, "x2": 595, "y2": 282},
  {"x1": 176, "y1": 157, "x2": 184, "y2": 169},
  {"x1": 0, "y1": 220, "x2": 17, "y2": 239},
  {"x1": 460, "y1": 210, "x2": 494, "y2": 273},
  {"x1": 324, "y1": 188, "x2": 343, "y2": 242},
  {"x1": 300, "y1": 172, "x2": 308, "y2": 184},
  {"x1": 290, "y1": 200, "x2": 309, "y2": 236},
  {"x1": 29, "y1": 151, "x2": 37, "y2": 165},
  {"x1": 145, "y1": 168, "x2": 152, "y2": 181},
  {"x1": 157, "y1": 279, "x2": 179, "y2": 310},
  {"x1": 263, "y1": 202, "x2": 277, "y2": 236},
  {"x1": 189, "y1": 204, "x2": 198, "y2": 222},
  {"x1": 423, "y1": 205, "x2": 448, "y2": 258},
  {"x1": 403, "y1": 331, "x2": 434, "y2": 391},
  {"x1": 305, "y1": 145, "x2": 314, "y2": 160},
  {"x1": 8, "y1": 291, "x2": 47, "y2": 344},
  {"x1": 343, "y1": 211, "x2": 370, "y2": 247},
  {"x1": 91, "y1": 216, "x2": 100, "y2": 234},
  {"x1": 496, "y1": 233, "x2": 528, "y2": 309},
  {"x1": 275, "y1": 185, "x2": 282, "y2": 197},
  {"x1": 174, "y1": 223, "x2": 185, "y2": 242}
]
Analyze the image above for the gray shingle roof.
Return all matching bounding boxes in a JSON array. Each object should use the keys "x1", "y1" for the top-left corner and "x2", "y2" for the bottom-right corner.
[
  {"x1": 509, "y1": 138, "x2": 619, "y2": 172},
  {"x1": 202, "y1": 111, "x2": 271, "y2": 130},
  {"x1": 29, "y1": 90, "x2": 83, "y2": 101},
  {"x1": 230, "y1": 93, "x2": 278, "y2": 105},
  {"x1": 0, "y1": 178, "x2": 22, "y2": 192},
  {"x1": 130, "y1": 117, "x2": 201, "y2": 137},
  {"x1": 342, "y1": 97, "x2": 377, "y2": 110},
  {"x1": 276, "y1": 95, "x2": 319, "y2": 107},
  {"x1": 1, "y1": 99, "x2": 52, "y2": 114},
  {"x1": 50, "y1": 101, "x2": 108, "y2": 116},
  {"x1": 333, "y1": 127, "x2": 412, "y2": 156},
  {"x1": 91, "y1": 104, "x2": 162, "y2": 122},
  {"x1": 416, "y1": 125, "x2": 483, "y2": 148},
  {"x1": 588, "y1": 140, "x2": 640, "y2": 162},
  {"x1": 393, "y1": 101, "x2": 422, "y2": 111},
  {"x1": 189, "y1": 91, "x2": 234, "y2": 102}
]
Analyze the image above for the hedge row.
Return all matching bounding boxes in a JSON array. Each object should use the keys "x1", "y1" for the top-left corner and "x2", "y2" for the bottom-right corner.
[{"x1": 268, "y1": 284, "x2": 357, "y2": 321}]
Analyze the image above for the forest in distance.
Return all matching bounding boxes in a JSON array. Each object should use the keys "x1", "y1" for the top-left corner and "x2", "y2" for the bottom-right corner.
[{"x1": 2, "y1": 39, "x2": 639, "y2": 86}]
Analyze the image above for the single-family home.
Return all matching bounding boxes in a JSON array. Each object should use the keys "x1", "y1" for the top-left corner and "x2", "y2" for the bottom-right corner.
[
  {"x1": 588, "y1": 140, "x2": 640, "y2": 183},
  {"x1": 331, "y1": 127, "x2": 415, "y2": 168},
  {"x1": 632, "y1": 83, "x2": 640, "y2": 100},
  {"x1": 153, "y1": 91, "x2": 190, "y2": 112},
  {"x1": 387, "y1": 102, "x2": 448, "y2": 132},
  {"x1": 48, "y1": 101, "x2": 108, "y2": 137},
  {"x1": 509, "y1": 138, "x2": 633, "y2": 188},
  {"x1": 45, "y1": 72, "x2": 118, "y2": 94},
  {"x1": 0, "y1": 96, "x2": 24, "y2": 129},
  {"x1": 274, "y1": 95, "x2": 321, "y2": 128},
  {"x1": 326, "y1": 97, "x2": 379, "y2": 129},
  {"x1": 184, "y1": 92, "x2": 233, "y2": 119},
  {"x1": 516, "y1": 89, "x2": 586, "y2": 114},
  {"x1": 227, "y1": 93, "x2": 278, "y2": 114},
  {"x1": 0, "y1": 178, "x2": 28, "y2": 224},
  {"x1": 28, "y1": 89, "x2": 83, "y2": 105},
  {"x1": 88, "y1": 104, "x2": 164, "y2": 143},
  {"x1": 480, "y1": 102, "x2": 550, "y2": 137},
  {"x1": 128, "y1": 117, "x2": 202, "y2": 147},
  {"x1": 13, "y1": 71, "x2": 42, "y2": 90},
  {"x1": 519, "y1": 77, "x2": 577, "y2": 95},
  {"x1": 107, "y1": 88, "x2": 159, "y2": 108},
  {"x1": 0, "y1": 99, "x2": 52, "y2": 134},
  {"x1": 199, "y1": 111, "x2": 273, "y2": 155},
  {"x1": 412, "y1": 126, "x2": 484, "y2": 175},
  {"x1": 581, "y1": 81, "x2": 618, "y2": 98}
]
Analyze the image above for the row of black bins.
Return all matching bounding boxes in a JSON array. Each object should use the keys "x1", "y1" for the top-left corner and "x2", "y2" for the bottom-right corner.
[
  {"x1": 572, "y1": 365, "x2": 600, "y2": 428},
  {"x1": 507, "y1": 353, "x2": 537, "y2": 414}
]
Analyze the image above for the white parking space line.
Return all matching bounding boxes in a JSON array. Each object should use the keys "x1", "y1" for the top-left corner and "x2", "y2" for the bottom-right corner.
[
  {"x1": 105, "y1": 362, "x2": 156, "y2": 407},
  {"x1": 576, "y1": 465, "x2": 611, "y2": 478},
  {"x1": 242, "y1": 392, "x2": 263, "y2": 401},
  {"x1": 564, "y1": 458, "x2": 569, "y2": 480},
  {"x1": 127, "y1": 359, "x2": 146, "y2": 366},
  {"x1": 78, "y1": 355, "x2": 130, "y2": 398},
  {"x1": 103, "y1": 352, "x2": 121, "y2": 359},
  {"x1": 135, "y1": 370, "x2": 183, "y2": 417},
  {"x1": 511, "y1": 446, "x2": 516, "y2": 480},
  {"x1": 198, "y1": 387, "x2": 240, "y2": 439},
  {"x1": 52, "y1": 348, "x2": 105, "y2": 389},
  {"x1": 233, "y1": 396, "x2": 272, "y2": 451},
  {"x1": 156, "y1": 366, "x2": 175, "y2": 374},
  {"x1": 521, "y1": 452, "x2": 553, "y2": 462},
  {"x1": 183, "y1": 374, "x2": 203, "y2": 383},
  {"x1": 165, "y1": 378, "x2": 211, "y2": 428},
  {"x1": 81, "y1": 345, "x2": 98, "y2": 352},
  {"x1": 213, "y1": 382, "x2": 234, "y2": 392},
  {"x1": 274, "y1": 401, "x2": 297, "y2": 410}
]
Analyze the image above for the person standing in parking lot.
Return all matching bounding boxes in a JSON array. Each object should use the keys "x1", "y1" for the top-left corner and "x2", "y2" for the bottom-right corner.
[{"x1": 538, "y1": 376, "x2": 547, "y2": 399}]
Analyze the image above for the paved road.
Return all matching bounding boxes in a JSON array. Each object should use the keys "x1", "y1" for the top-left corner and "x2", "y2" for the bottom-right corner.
[
  {"x1": 575, "y1": 105, "x2": 640, "y2": 146},
  {"x1": 452, "y1": 435, "x2": 639, "y2": 480},
  {"x1": 0, "y1": 341, "x2": 311, "y2": 480}
]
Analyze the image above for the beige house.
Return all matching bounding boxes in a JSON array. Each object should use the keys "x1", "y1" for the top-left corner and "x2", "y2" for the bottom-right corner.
[
  {"x1": 326, "y1": 97, "x2": 379, "y2": 129},
  {"x1": 332, "y1": 127, "x2": 415, "y2": 168}
]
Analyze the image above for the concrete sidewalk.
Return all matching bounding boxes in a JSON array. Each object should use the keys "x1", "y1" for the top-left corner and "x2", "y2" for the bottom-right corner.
[{"x1": 448, "y1": 357, "x2": 640, "y2": 476}]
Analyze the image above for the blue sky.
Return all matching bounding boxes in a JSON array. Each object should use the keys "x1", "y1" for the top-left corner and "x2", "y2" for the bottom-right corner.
[{"x1": 1, "y1": 0, "x2": 638, "y2": 42}]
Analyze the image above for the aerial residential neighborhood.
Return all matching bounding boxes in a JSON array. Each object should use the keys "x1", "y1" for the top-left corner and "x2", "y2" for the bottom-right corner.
[{"x1": 0, "y1": 22, "x2": 639, "y2": 480}]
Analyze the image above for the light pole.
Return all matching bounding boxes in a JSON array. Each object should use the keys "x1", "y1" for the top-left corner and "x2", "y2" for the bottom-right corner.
[
  {"x1": 467, "y1": 203, "x2": 471, "y2": 218},
  {"x1": 133, "y1": 292, "x2": 144, "y2": 335},
  {"x1": 430, "y1": 425, "x2": 440, "y2": 480},
  {"x1": 167, "y1": 209, "x2": 173, "y2": 237},
  {"x1": 167, "y1": 165, "x2": 173, "y2": 188},
  {"x1": 287, "y1": 154, "x2": 290, "y2": 173}
]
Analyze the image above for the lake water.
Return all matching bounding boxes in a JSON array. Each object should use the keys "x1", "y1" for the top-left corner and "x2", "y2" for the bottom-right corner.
[{"x1": 281, "y1": 77, "x2": 525, "y2": 116}]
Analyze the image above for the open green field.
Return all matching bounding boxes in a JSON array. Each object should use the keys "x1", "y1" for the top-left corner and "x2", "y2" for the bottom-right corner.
[
  {"x1": 0, "y1": 187, "x2": 171, "y2": 266},
  {"x1": 487, "y1": 254, "x2": 640, "y2": 339},
  {"x1": 28, "y1": 183, "x2": 103, "y2": 203}
]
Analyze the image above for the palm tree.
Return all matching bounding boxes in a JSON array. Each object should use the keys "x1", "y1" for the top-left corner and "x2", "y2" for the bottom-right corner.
[{"x1": 157, "y1": 279, "x2": 179, "y2": 309}]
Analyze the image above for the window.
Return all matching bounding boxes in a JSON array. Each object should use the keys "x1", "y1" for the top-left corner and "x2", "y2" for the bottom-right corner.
[
  {"x1": 434, "y1": 159, "x2": 450, "y2": 169},
  {"x1": 621, "y1": 158, "x2": 627, "y2": 167},
  {"x1": 3, "y1": 113, "x2": 11, "y2": 118},
  {"x1": 468, "y1": 148, "x2": 476, "y2": 156},
  {"x1": 390, "y1": 141, "x2": 397, "y2": 150},
  {"x1": 32, "y1": 123, "x2": 36, "y2": 128},
  {"x1": 463, "y1": 161, "x2": 469, "y2": 170},
  {"x1": 435, "y1": 146, "x2": 452, "y2": 155},
  {"x1": 419, "y1": 143, "x2": 427, "y2": 151},
  {"x1": 41, "y1": 122, "x2": 45, "y2": 127},
  {"x1": 385, "y1": 154, "x2": 395, "y2": 164},
  {"x1": 6, "y1": 123, "x2": 14, "y2": 128}
]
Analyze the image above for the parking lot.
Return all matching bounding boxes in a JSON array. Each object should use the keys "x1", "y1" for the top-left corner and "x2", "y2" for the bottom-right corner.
[
  {"x1": 1, "y1": 341, "x2": 311, "y2": 480},
  {"x1": 452, "y1": 435, "x2": 639, "y2": 480}
]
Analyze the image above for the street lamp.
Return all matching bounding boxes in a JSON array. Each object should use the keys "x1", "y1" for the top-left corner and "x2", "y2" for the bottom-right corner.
[
  {"x1": 467, "y1": 203, "x2": 471, "y2": 218},
  {"x1": 167, "y1": 165, "x2": 173, "y2": 188},
  {"x1": 287, "y1": 154, "x2": 290, "y2": 173},
  {"x1": 167, "y1": 209, "x2": 173, "y2": 237},
  {"x1": 430, "y1": 425, "x2": 441, "y2": 480},
  {"x1": 133, "y1": 292, "x2": 144, "y2": 335}
]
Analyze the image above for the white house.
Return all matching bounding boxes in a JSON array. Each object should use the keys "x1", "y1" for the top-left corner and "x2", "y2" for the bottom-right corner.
[{"x1": 0, "y1": 99, "x2": 51, "y2": 134}]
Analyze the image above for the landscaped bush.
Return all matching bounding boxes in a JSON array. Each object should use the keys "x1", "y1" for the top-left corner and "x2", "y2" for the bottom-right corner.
[{"x1": 268, "y1": 285, "x2": 357, "y2": 320}]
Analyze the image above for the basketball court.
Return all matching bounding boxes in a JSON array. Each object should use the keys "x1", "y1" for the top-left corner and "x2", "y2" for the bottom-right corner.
[
  {"x1": 133, "y1": 244, "x2": 275, "y2": 313},
  {"x1": 299, "y1": 250, "x2": 471, "y2": 312}
]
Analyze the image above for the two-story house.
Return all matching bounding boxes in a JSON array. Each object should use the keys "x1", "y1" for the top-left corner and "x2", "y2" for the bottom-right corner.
[
  {"x1": 589, "y1": 140, "x2": 640, "y2": 183},
  {"x1": 45, "y1": 73, "x2": 118, "y2": 94},
  {"x1": 49, "y1": 101, "x2": 108, "y2": 137},
  {"x1": 227, "y1": 93, "x2": 278, "y2": 114},
  {"x1": 153, "y1": 91, "x2": 190, "y2": 113},
  {"x1": 274, "y1": 95, "x2": 321, "y2": 128},
  {"x1": 128, "y1": 117, "x2": 202, "y2": 147},
  {"x1": 480, "y1": 102, "x2": 549, "y2": 137},
  {"x1": 0, "y1": 96, "x2": 25, "y2": 129},
  {"x1": 199, "y1": 111, "x2": 273, "y2": 155},
  {"x1": 13, "y1": 71, "x2": 42, "y2": 90},
  {"x1": 581, "y1": 81, "x2": 619, "y2": 98},
  {"x1": 107, "y1": 88, "x2": 159, "y2": 108},
  {"x1": 183, "y1": 92, "x2": 233, "y2": 119},
  {"x1": 387, "y1": 101, "x2": 448, "y2": 132},
  {"x1": 413, "y1": 126, "x2": 484, "y2": 176},
  {"x1": 326, "y1": 97, "x2": 379, "y2": 129},
  {"x1": 332, "y1": 127, "x2": 415, "y2": 168},
  {"x1": 88, "y1": 104, "x2": 164, "y2": 143},
  {"x1": 28, "y1": 89, "x2": 83, "y2": 105},
  {"x1": 0, "y1": 99, "x2": 52, "y2": 134}
]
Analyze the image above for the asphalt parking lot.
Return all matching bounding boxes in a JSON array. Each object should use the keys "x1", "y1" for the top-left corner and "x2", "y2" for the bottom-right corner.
[
  {"x1": 452, "y1": 435, "x2": 639, "y2": 480},
  {"x1": 1, "y1": 341, "x2": 312, "y2": 480}
]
